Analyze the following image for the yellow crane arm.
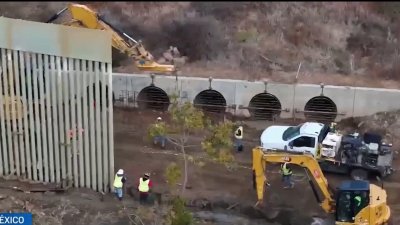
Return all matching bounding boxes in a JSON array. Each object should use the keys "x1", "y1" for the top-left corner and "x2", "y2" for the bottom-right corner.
[
  {"x1": 46, "y1": 4, "x2": 175, "y2": 73},
  {"x1": 252, "y1": 147, "x2": 336, "y2": 213}
]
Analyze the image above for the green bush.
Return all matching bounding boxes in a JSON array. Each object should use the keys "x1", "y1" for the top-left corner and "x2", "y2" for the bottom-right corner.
[
  {"x1": 147, "y1": 121, "x2": 167, "y2": 141},
  {"x1": 201, "y1": 120, "x2": 235, "y2": 165},
  {"x1": 165, "y1": 162, "x2": 182, "y2": 189},
  {"x1": 168, "y1": 197, "x2": 193, "y2": 225}
]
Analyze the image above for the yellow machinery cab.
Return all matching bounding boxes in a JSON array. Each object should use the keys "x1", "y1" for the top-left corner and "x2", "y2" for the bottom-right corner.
[{"x1": 335, "y1": 180, "x2": 390, "y2": 225}]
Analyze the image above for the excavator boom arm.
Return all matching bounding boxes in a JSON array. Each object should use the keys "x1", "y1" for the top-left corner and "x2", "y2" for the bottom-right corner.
[
  {"x1": 46, "y1": 3, "x2": 175, "y2": 73},
  {"x1": 252, "y1": 147, "x2": 336, "y2": 213}
]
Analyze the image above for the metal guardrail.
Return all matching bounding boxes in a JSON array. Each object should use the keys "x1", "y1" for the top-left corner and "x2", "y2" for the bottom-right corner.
[
  {"x1": 113, "y1": 96, "x2": 347, "y2": 123},
  {"x1": 238, "y1": 105, "x2": 290, "y2": 112},
  {"x1": 294, "y1": 108, "x2": 346, "y2": 116},
  {"x1": 115, "y1": 98, "x2": 236, "y2": 112},
  {"x1": 135, "y1": 99, "x2": 171, "y2": 104},
  {"x1": 194, "y1": 103, "x2": 236, "y2": 110}
]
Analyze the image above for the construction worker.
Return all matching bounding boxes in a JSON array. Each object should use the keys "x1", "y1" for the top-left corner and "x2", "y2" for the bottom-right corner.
[
  {"x1": 113, "y1": 169, "x2": 127, "y2": 201},
  {"x1": 354, "y1": 194, "x2": 363, "y2": 214},
  {"x1": 330, "y1": 122, "x2": 337, "y2": 133},
  {"x1": 153, "y1": 117, "x2": 166, "y2": 149},
  {"x1": 234, "y1": 125, "x2": 243, "y2": 152},
  {"x1": 137, "y1": 173, "x2": 153, "y2": 204},
  {"x1": 281, "y1": 162, "x2": 294, "y2": 188}
]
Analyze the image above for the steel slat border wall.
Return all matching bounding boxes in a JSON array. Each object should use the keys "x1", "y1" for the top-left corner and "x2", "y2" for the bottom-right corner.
[
  {"x1": 50, "y1": 55, "x2": 61, "y2": 184},
  {"x1": 0, "y1": 17, "x2": 113, "y2": 192},
  {"x1": 75, "y1": 59, "x2": 84, "y2": 188},
  {"x1": 2, "y1": 49, "x2": 13, "y2": 175},
  {"x1": 0, "y1": 50, "x2": 7, "y2": 176},
  {"x1": 19, "y1": 51, "x2": 31, "y2": 180},
  {"x1": 0, "y1": 48, "x2": 113, "y2": 192}
]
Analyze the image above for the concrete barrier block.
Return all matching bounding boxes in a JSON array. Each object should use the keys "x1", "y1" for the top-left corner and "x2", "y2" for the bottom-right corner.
[
  {"x1": 208, "y1": 78, "x2": 236, "y2": 104},
  {"x1": 292, "y1": 84, "x2": 322, "y2": 120},
  {"x1": 322, "y1": 85, "x2": 355, "y2": 119},
  {"x1": 265, "y1": 83, "x2": 295, "y2": 118},
  {"x1": 179, "y1": 77, "x2": 211, "y2": 102},
  {"x1": 111, "y1": 73, "x2": 400, "y2": 122},
  {"x1": 353, "y1": 87, "x2": 400, "y2": 117},
  {"x1": 152, "y1": 75, "x2": 179, "y2": 96},
  {"x1": 235, "y1": 81, "x2": 265, "y2": 107}
]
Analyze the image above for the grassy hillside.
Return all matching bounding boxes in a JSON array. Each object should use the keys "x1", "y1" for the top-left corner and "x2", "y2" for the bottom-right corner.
[{"x1": 2, "y1": 2, "x2": 400, "y2": 87}]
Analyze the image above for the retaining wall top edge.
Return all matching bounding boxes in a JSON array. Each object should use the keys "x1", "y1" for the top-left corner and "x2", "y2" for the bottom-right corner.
[
  {"x1": 353, "y1": 86, "x2": 400, "y2": 92},
  {"x1": 112, "y1": 73, "x2": 400, "y2": 93}
]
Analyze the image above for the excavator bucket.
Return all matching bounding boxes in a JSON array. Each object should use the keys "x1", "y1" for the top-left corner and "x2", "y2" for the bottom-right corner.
[{"x1": 135, "y1": 62, "x2": 176, "y2": 73}]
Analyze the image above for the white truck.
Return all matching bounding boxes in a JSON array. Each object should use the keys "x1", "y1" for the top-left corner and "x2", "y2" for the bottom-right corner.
[{"x1": 260, "y1": 122, "x2": 395, "y2": 180}]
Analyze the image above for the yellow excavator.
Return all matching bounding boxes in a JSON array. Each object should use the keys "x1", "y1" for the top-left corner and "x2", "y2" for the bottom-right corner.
[
  {"x1": 45, "y1": 3, "x2": 176, "y2": 74},
  {"x1": 252, "y1": 147, "x2": 391, "y2": 225}
]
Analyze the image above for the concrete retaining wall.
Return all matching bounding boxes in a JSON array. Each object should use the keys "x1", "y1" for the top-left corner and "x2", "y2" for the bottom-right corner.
[{"x1": 112, "y1": 73, "x2": 400, "y2": 121}]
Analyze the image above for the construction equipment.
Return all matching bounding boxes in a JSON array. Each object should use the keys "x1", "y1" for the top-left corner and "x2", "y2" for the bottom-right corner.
[
  {"x1": 252, "y1": 147, "x2": 391, "y2": 225},
  {"x1": 260, "y1": 122, "x2": 394, "y2": 180},
  {"x1": 45, "y1": 3, "x2": 176, "y2": 74}
]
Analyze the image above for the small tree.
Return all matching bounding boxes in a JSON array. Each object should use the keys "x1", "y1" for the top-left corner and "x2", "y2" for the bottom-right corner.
[
  {"x1": 148, "y1": 95, "x2": 236, "y2": 194},
  {"x1": 166, "y1": 197, "x2": 193, "y2": 225},
  {"x1": 147, "y1": 118, "x2": 167, "y2": 143},
  {"x1": 201, "y1": 120, "x2": 235, "y2": 166},
  {"x1": 165, "y1": 162, "x2": 182, "y2": 193},
  {"x1": 148, "y1": 95, "x2": 204, "y2": 194}
]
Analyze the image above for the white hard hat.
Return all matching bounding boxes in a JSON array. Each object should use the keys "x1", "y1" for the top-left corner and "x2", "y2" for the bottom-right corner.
[
  {"x1": 157, "y1": 117, "x2": 162, "y2": 120},
  {"x1": 117, "y1": 169, "x2": 124, "y2": 175}
]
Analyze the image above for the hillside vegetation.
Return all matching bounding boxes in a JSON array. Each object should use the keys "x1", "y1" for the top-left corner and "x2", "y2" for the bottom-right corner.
[{"x1": 1, "y1": 2, "x2": 400, "y2": 87}]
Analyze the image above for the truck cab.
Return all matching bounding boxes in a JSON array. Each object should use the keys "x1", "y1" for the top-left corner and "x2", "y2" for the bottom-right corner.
[{"x1": 260, "y1": 122, "x2": 330, "y2": 157}]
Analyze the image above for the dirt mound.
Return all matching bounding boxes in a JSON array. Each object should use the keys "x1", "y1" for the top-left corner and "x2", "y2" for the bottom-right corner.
[{"x1": 338, "y1": 110, "x2": 400, "y2": 149}]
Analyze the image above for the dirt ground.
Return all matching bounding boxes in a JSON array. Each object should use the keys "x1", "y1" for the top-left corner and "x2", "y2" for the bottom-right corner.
[{"x1": 0, "y1": 108, "x2": 400, "y2": 225}]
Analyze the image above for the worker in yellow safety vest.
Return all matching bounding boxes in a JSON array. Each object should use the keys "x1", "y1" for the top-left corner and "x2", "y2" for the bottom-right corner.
[
  {"x1": 234, "y1": 125, "x2": 244, "y2": 152},
  {"x1": 354, "y1": 194, "x2": 364, "y2": 215},
  {"x1": 153, "y1": 117, "x2": 167, "y2": 149},
  {"x1": 281, "y1": 163, "x2": 294, "y2": 189},
  {"x1": 330, "y1": 122, "x2": 337, "y2": 133},
  {"x1": 137, "y1": 173, "x2": 153, "y2": 204},
  {"x1": 113, "y1": 169, "x2": 127, "y2": 201}
]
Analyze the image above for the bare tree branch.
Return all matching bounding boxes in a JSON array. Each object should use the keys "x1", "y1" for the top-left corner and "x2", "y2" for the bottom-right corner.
[
  {"x1": 130, "y1": 213, "x2": 145, "y2": 225},
  {"x1": 166, "y1": 137, "x2": 181, "y2": 147}
]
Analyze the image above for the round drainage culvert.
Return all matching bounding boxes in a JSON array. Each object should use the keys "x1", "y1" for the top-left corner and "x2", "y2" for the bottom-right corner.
[
  {"x1": 249, "y1": 93, "x2": 282, "y2": 120},
  {"x1": 137, "y1": 85, "x2": 170, "y2": 111},
  {"x1": 304, "y1": 96, "x2": 337, "y2": 122},
  {"x1": 193, "y1": 89, "x2": 227, "y2": 114}
]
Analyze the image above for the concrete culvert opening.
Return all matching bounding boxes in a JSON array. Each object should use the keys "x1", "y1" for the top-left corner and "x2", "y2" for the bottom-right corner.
[
  {"x1": 194, "y1": 90, "x2": 227, "y2": 114},
  {"x1": 304, "y1": 96, "x2": 337, "y2": 122},
  {"x1": 249, "y1": 93, "x2": 282, "y2": 120},
  {"x1": 137, "y1": 85, "x2": 170, "y2": 111}
]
